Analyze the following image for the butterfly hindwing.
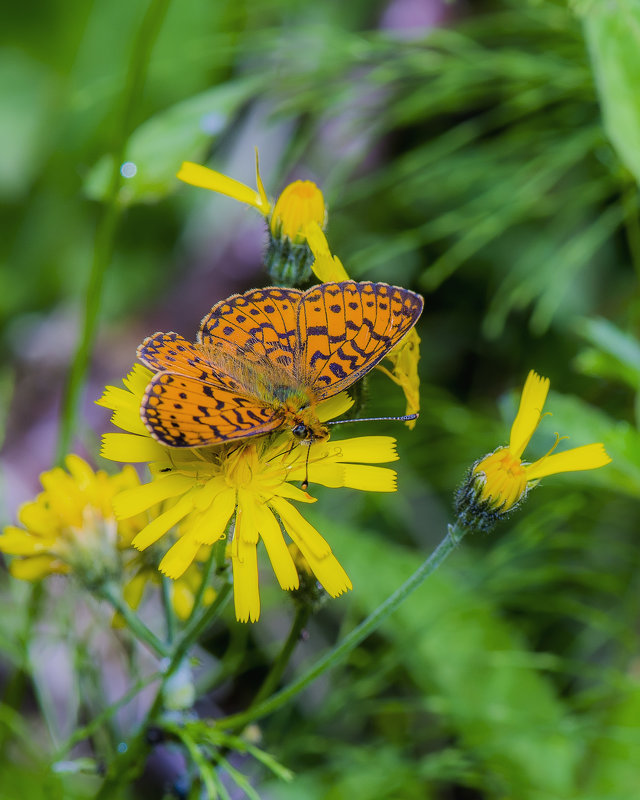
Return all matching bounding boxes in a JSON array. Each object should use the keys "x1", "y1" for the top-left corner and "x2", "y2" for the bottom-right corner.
[
  {"x1": 298, "y1": 281, "x2": 423, "y2": 401},
  {"x1": 198, "y1": 287, "x2": 302, "y2": 369},
  {"x1": 137, "y1": 332, "x2": 240, "y2": 392},
  {"x1": 141, "y1": 372, "x2": 281, "y2": 447}
]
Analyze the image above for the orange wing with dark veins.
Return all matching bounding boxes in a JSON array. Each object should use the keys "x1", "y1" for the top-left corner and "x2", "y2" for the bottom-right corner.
[
  {"x1": 137, "y1": 332, "x2": 241, "y2": 392},
  {"x1": 198, "y1": 287, "x2": 303, "y2": 370},
  {"x1": 141, "y1": 372, "x2": 282, "y2": 447},
  {"x1": 298, "y1": 281, "x2": 423, "y2": 401}
]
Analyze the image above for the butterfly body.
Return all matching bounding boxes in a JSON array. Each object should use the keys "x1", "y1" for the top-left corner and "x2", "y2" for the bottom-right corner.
[{"x1": 138, "y1": 281, "x2": 423, "y2": 448}]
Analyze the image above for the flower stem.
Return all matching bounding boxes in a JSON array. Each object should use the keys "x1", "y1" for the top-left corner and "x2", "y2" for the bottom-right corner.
[
  {"x1": 101, "y1": 583, "x2": 170, "y2": 659},
  {"x1": 217, "y1": 523, "x2": 466, "y2": 731},
  {"x1": 162, "y1": 576, "x2": 176, "y2": 645},
  {"x1": 56, "y1": 0, "x2": 171, "y2": 462},
  {"x1": 250, "y1": 604, "x2": 312, "y2": 713}
]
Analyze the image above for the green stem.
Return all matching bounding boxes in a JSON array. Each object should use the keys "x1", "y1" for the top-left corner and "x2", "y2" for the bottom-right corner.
[
  {"x1": 162, "y1": 577, "x2": 176, "y2": 645},
  {"x1": 250, "y1": 604, "x2": 311, "y2": 713},
  {"x1": 95, "y1": 581, "x2": 232, "y2": 798},
  {"x1": 218, "y1": 523, "x2": 466, "y2": 731},
  {"x1": 186, "y1": 541, "x2": 219, "y2": 626},
  {"x1": 101, "y1": 584, "x2": 170, "y2": 659},
  {"x1": 56, "y1": 0, "x2": 172, "y2": 462}
]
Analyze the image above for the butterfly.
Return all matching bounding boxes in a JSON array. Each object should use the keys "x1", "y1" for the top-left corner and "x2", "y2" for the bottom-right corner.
[{"x1": 137, "y1": 280, "x2": 424, "y2": 448}]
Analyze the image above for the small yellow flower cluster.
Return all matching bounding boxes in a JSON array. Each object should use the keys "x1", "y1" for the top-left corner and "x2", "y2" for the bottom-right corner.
[{"x1": 0, "y1": 454, "x2": 213, "y2": 619}]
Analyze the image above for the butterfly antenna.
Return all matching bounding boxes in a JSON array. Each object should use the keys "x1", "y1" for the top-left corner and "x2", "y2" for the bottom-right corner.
[
  {"x1": 326, "y1": 413, "x2": 418, "y2": 426},
  {"x1": 301, "y1": 442, "x2": 312, "y2": 491}
]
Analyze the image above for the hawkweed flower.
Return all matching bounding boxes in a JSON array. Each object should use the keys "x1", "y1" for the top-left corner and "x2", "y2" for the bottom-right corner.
[
  {"x1": 98, "y1": 365, "x2": 399, "y2": 622},
  {"x1": 455, "y1": 370, "x2": 612, "y2": 531},
  {"x1": 0, "y1": 455, "x2": 141, "y2": 587},
  {"x1": 177, "y1": 152, "x2": 327, "y2": 286}
]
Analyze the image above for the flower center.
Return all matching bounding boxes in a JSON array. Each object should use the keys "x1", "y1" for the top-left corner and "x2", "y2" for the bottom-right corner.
[
  {"x1": 223, "y1": 446, "x2": 258, "y2": 489},
  {"x1": 473, "y1": 447, "x2": 528, "y2": 511}
]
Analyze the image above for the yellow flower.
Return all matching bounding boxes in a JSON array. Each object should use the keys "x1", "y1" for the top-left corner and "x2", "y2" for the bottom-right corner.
[
  {"x1": 376, "y1": 328, "x2": 421, "y2": 428},
  {"x1": 177, "y1": 152, "x2": 325, "y2": 246},
  {"x1": 456, "y1": 370, "x2": 612, "y2": 529},
  {"x1": 98, "y1": 366, "x2": 400, "y2": 622},
  {"x1": 0, "y1": 455, "x2": 140, "y2": 584}
]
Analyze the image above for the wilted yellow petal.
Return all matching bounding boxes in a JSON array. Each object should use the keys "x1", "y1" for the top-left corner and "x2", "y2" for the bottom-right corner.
[
  {"x1": 525, "y1": 443, "x2": 612, "y2": 481},
  {"x1": 177, "y1": 161, "x2": 269, "y2": 214},
  {"x1": 509, "y1": 370, "x2": 550, "y2": 458},
  {"x1": 123, "y1": 572, "x2": 149, "y2": 611}
]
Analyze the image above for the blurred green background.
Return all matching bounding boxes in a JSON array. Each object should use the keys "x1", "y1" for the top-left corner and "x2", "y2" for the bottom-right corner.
[{"x1": 2, "y1": 0, "x2": 640, "y2": 797}]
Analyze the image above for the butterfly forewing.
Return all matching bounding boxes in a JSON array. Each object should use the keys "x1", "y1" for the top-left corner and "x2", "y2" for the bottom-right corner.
[
  {"x1": 141, "y1": 372, "x2": 281, "y2": 447},
  {"x1": 298, "y1": 281, "x2": 423, "y2": 400},
  {"x1": 198, "y1": 287, "x2": 302, "y2": 369}
]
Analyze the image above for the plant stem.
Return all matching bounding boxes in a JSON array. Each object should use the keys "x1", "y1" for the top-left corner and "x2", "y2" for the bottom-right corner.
[
  {"x1": 162, "y1": 576, "x2": 176, "y2": 645},
  {"x1": 101, "y1": 583, "x2": 170, "y2": 659},
  {"x1": 249, "y1": 604, "x2": 312, "y2": 714},
  {"x1": 56, "y1": 0, "x2": 171, "y2": 462},
  {"x1": 217, "y1": 523, "x2": 466, "y2": 731},
  {"x1": 95, "y1": 581, "x2": 233, "y2": 798}
]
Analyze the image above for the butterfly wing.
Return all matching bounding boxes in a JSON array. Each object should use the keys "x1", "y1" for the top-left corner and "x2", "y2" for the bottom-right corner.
[
  {"x1": 198, "y1": 287, "x2": 303, "y2": 369},
  {"x1": 137, "y1": 332, "x2": 241, "y2": 392},
  {"x1": 141, "y1": 372, "x2": 281, "y2": 447},
  {"x1": 298, "y1": 281, "x2": 423, "y2": 401}
]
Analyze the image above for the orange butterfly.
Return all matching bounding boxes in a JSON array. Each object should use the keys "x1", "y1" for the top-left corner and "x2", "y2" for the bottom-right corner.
[{"x1": 137, "y1": 280, "x2": 423, "y2": 448}]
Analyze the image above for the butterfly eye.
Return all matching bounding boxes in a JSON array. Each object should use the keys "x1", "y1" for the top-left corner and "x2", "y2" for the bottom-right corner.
[{"x1": 291, "y1": 423, "x2": 309, "y2": 440}]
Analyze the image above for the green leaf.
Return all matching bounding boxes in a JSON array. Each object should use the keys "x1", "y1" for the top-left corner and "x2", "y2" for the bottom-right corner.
[
  {"x1": 583, "y1": 0, "x2": 640, "y2": 185},
  {"x1": 574, "y1": 317, "x2": 640, "y2": 389},
  {"x1": 84, "y1": 78, "x2": 261, "y2": 204}
]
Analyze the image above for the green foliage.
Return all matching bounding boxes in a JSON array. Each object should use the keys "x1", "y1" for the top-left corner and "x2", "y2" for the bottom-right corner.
[{"x1": 2, "y1": 0, "x2": 640, "y2": 797}]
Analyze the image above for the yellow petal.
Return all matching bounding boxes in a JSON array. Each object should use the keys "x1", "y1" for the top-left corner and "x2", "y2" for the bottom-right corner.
[
  {"x1": 172, "y1": 582, "x2": 195, "y2": 620},
  {"x1": 96, "y1": 386, "x2": 148, "y2": 435},
  {"x1": 123, "y1": 572, "x2": 149, "y2": 610},
  {"x1": 10, "y1": 555, "x2": 64, "y2": 580},
  {"x1": 254, "y1": 148, "x2": 270, "y2": 212},
  {"x1": 316, "y1": 392, "x2": 354, "y2": 423},
  {"x1": 269, "y1": 498, "x2": 331, "y2": 560},
  {"x1": 293, "y1": 536, "x2": 352, "y2": 598},
  {"x1": 509, "y1": 370, "x2": 550, "y2": 458},
  {"x1": 341, "y1": 464, "x2": 397, "y2": 492},
  {"x1": 232, "y1": 539, "x2": 260, "y2": 623},
  {"x1": 132, "y1": 492, "x2": 197, "y2": 551},
  {"x1": 159, "y1": 534, "x2": 202, "y2": 580},
  {"x1": 0, "y1": 527, "x2": 52, "y2": 555},
  {"x1": 101, "y1": 433, "x2": 167, "y2": 463},
  {"x1": 525, "y1": 443, "x2": 612, "y2": 481},
  {"x1": 254, "y1": 502, "x2": 299, "y2": 591},
  {"x1": 325, "y1": 436, "x2": 399, "y2": 464},
  {"x1": 304, "y1": 221, "x2": 350, "y2": 281},
  {"x1": 177, "y1": 161, "x2": 269, "y2": 214},
  {"x1": 113, "y1": 473, "x2": 195, "y2": 519},
  {"x1": 190, "y1": 488, "x2": 236, "y2": 544}
]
